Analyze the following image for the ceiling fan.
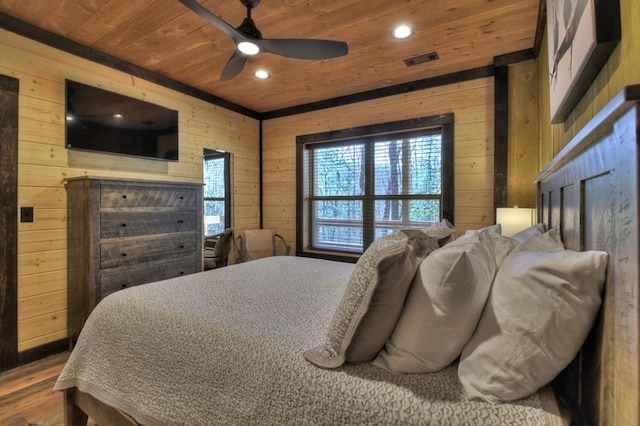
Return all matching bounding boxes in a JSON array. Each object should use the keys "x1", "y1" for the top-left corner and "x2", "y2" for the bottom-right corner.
[{"x1": 179, "y1": 0, "x2": 349, "y2": 81}]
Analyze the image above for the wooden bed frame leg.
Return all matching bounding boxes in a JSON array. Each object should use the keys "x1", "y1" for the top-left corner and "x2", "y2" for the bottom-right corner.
[{"x1": 63, "y1": 388, "x2": 88, "y2": 426}]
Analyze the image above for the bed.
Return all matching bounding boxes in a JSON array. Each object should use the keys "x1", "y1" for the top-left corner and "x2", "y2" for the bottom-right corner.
[{"x1": 54, "y1": 85, "x2": 640, "y2": 426}]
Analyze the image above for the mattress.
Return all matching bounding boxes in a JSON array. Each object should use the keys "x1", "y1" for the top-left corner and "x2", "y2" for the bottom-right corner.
[{"x1": 55, "y1": 256, "x2": 566, "y2": 425}]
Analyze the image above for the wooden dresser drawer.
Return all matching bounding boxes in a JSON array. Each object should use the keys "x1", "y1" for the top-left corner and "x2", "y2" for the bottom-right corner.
[
  {"x1": 100, "y1": 233, "x2": 198, "y2": 269},
  {"x1": 100, "y1": 259, "x2": 199, "y2": 299},
  {"x1": 100, "y1": 210, "x2": 198, "y2": 238},
  {"x1": 66, "y1": 177, "x2": 203, "y2": 344},
  {"x1": 100, "y1": 184, "x2": 198, "y2": 208}
]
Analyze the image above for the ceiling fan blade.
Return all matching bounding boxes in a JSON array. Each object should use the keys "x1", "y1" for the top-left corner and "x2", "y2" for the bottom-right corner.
[
  {"x1": 220, "y1": 50, "x2": 249, "y2": 81},
  {"x1": 179, "y1": 0, "x2": 239, "y2": 41},
  {"x1": 258, "y1": 38, "x2": 348, "y2": 60}
]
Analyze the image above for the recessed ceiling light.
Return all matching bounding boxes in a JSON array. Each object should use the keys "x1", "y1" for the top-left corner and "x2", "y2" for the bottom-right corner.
[
  {"x1": 391, "y1": 25, "x2": 415, "y2": 40},
  {"x1": 254, "y1": 70, "x2": 270, "y2": 79}
]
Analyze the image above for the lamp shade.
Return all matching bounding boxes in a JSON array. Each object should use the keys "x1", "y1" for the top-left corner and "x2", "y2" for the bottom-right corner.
[{"x1": 496, "y1": 207, "x2": 535, "y2": 237}]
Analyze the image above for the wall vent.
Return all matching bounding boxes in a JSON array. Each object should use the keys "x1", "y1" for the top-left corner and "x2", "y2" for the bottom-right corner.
[{"x1": 404, "y1": 52, "x2": 440, "y2": 67}]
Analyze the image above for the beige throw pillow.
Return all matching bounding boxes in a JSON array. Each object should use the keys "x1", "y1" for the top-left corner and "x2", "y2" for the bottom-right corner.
[
  {"x1": 304, "y1": 230, "x2": 439, "y2": 368},
  {"x1": 418, "y1": 218, "x2": 457, "y2": 245},
  {"x1": 373, "y1": 229, "x2": 516, "y2": 373},
  {"x1": 458, "y1": 231, "x2": 608, "y2": 402}
]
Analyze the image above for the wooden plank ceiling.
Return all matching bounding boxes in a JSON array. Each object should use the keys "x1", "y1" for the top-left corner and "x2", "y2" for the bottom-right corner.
[{"x1": 0, "y1": 0, "x2": 541, "y2": 114}]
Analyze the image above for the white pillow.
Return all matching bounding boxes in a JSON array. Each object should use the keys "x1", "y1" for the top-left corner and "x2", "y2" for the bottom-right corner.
[
  {"x1": 455, "y1": 223, "x2": 502, "y2": 241},
  {"x1": 510, "y1": 223, "x2": 546, "y2": 242},
  {"x1": 510, "y1": 227, "x2": 564, "y2": 250},
  {"x1": 373, "y1": 229, "x2": 516, "y2": 373},
  {"x1": 458, "y1": 231, "x2": 608, "y2": 402}
]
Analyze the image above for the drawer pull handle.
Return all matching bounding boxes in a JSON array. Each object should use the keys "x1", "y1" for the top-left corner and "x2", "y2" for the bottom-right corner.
[
  {"x1": 177, "y1": 219, "x2": 184, "y2": 223},
  {"x1": 121, "y1": 223, "x2": 127, "y2": 227},
  {"x1": 179, "y1": 245, "x2": 185, "y2": 249},
  {"x1": 122, "y1": 194, "x2": 128, "y2": 199},
  {"x1": 122, "y1": 253, "x2": 128, "y2": 257}
]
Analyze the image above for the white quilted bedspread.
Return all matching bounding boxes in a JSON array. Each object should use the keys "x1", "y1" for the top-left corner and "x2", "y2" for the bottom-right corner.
[{"x1": 54, "y1": 256, "x2": 563, "y2": 425}]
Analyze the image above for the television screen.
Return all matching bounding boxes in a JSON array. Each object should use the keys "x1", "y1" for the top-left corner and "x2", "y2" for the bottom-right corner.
[{"x1": 65, "y1": 80, "x2": 179, "y2": 161}]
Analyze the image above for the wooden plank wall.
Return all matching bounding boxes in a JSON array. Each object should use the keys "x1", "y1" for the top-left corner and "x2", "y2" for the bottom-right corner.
[
  {"x1": 507, "y1": 60, "x2": 539, "y2": 209},
  {"x1": 0, "y1": 29, "x2": 260, "y2": 352},
  {"x1": 262, "y1": 78, "x2": 496, "y2": 247}
]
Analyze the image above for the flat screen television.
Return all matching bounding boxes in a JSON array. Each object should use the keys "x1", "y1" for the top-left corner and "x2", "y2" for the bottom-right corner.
[{"x1": 65, "y1": 80, "x2": 179, "y2": 161}]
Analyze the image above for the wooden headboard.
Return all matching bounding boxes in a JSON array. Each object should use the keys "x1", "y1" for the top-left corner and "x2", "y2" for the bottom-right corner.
[{"x1": 535, "y1": 86, "x2": 640, "y2": 426}]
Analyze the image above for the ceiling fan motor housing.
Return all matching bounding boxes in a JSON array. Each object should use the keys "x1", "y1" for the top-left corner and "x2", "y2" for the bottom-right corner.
[
  {"x1": 238, "y1": 0, "x2": 262, "y2": 38},
  {"x1": 240, "y1": 0, "x2": 260, "y2": 8},
  {"x1": 237, "y1": 17, "x2": 262, "y2": 38}
]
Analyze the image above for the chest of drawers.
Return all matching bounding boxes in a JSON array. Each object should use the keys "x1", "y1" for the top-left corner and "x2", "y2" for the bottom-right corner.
[{"x1": 66, "y1": 177, "x2": 203, "y2": 343}]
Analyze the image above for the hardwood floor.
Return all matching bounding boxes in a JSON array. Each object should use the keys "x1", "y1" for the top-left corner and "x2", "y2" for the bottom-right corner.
[{"x1": 0, "y1": 351, "x2": 86, "y2": 426}]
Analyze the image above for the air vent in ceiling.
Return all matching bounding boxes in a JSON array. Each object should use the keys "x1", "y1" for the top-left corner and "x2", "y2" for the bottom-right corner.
[{"x1": 404, "y1": 52, "x2": 440, "y2": 67}]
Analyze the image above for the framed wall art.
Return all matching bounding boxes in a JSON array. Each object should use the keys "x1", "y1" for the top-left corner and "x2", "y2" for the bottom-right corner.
[{"x1": 546, "y1": 0, "x2": 620, "y2": 123}]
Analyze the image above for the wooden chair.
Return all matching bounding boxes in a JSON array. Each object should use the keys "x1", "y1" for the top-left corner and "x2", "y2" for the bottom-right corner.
[
  {"x1": 236, "y1": 229, "x2": 291, "y2": 262},
  {"x1": 204, "y1": 228, "x2": 233, "y2": 270}
]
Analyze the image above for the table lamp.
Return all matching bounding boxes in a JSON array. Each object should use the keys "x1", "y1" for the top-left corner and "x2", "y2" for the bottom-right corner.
[{"x1": 496, "y1": 206, "x2": 535, "y2": 237}]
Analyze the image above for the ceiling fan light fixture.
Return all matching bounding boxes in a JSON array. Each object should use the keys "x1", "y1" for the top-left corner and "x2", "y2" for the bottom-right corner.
[
  {"x1": 254, "y1": 70, "x2": 270, "y2": 79},
  {"x1": 238, "y1": 41, "x2": 260, "y2": 55},
  {"x1": 391, "y1": 24, "x2": 415, "y2": 40}
]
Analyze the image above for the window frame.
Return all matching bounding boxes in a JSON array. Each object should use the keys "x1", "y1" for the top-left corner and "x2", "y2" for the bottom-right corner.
[
  {"x1": 296, "y1": 114, "x2": 454, "y2": 261},
  {"x1": 203, "y1": 150, "x2": 231, "y2": 235}
]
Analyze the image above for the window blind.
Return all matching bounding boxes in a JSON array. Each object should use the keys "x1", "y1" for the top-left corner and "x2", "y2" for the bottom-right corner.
[{"x1": 304, "y1": 128, "x2": 443, "y2": 253}]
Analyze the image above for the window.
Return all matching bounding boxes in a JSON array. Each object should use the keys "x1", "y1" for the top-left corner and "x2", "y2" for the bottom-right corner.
[
  {"x1": 297, "y1": 114, "x2": 453, "y2": 257},
  {"x1": 203, "y1": 149, "x2": 231, "y2": 235}
]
